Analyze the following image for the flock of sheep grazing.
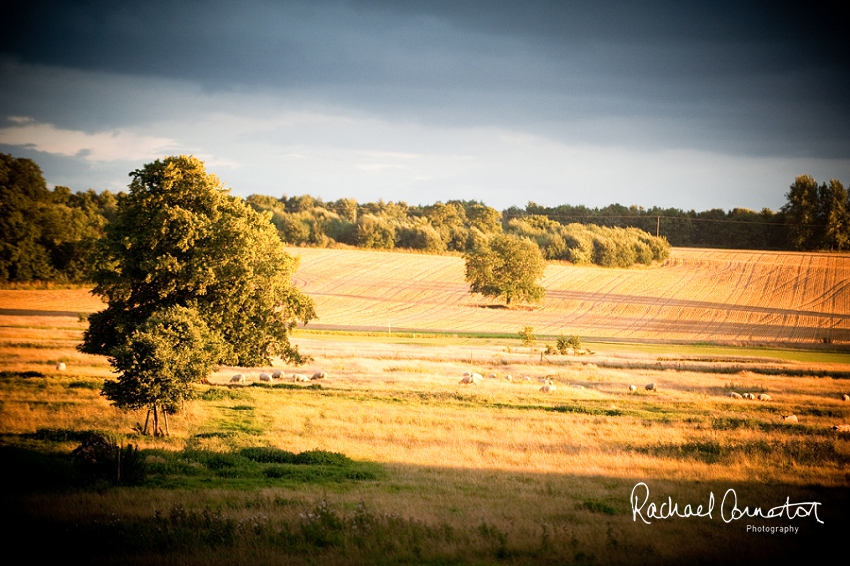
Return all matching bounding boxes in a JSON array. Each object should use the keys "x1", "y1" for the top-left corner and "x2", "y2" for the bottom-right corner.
[
  {"x1": 453, "y1": 369, "x2": 850, "y2": 432},
  {"x1": 50, "y1": 358, "x2": 850, "y2": 432},
  {"x1": 229, "y1": 371, "x2": 327, "y2": 385},
  {"x1": 728, "y1": 391, "x2": 772, "y2": 401}
]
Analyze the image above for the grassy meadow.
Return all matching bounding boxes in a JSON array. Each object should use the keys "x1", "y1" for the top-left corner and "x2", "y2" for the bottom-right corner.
[{"x1": 2, "y1": 248, "x2": 850, "y2": 565}]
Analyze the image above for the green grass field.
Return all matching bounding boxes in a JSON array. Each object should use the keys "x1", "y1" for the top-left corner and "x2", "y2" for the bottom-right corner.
[{"x1": 2, "y1": 304, "x2": 850, "y2": 564}]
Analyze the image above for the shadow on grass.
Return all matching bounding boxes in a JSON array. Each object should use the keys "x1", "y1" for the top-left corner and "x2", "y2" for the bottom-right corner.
[{"x1": 1, "y1": 439, "x2": 847, "y2": 565}]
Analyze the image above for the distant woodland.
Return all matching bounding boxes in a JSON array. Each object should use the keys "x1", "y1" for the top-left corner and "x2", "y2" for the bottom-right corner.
[{"x1": 2, "y1": 154, "x2": 848, "y2": 283}]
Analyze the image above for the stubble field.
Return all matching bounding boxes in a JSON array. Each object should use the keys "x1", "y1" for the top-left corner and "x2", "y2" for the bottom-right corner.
[
  {"x1": 1, "y1": 247, "x2": 849, "y2": 564},
  {"x1": 291, "y1": 246, "x2": 850, "y2": 345}
]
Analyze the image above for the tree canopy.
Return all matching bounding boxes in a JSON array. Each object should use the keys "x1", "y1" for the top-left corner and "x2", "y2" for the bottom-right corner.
[
  {"x1": 82, "y1": 156, "x2": 315, "y2": 432},
  {"x1": 102, "y1": 305, "x2": 221, "y2": 435},
  {"x1": 782, "y1": 175, "x2": 850, "y2": 251},
  {"x1": 464, "y1": 233, "x2": 546, "y2": 305},
  {"x1": 82, "y1": 155, "x2": 315, "y2": 365}
]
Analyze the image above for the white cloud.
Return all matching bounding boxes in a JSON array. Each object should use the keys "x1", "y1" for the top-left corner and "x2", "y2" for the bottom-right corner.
[{"x1": 0, "y1": 117, "x2": 177, "y2": 161}]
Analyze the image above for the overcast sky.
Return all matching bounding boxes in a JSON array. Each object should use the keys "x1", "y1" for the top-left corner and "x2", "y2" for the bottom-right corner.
[{"x1": 1, "y1": 0, "x2": 848, "y2": 211}]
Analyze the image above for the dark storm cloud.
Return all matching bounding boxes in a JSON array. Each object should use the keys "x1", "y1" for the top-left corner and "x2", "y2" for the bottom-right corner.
[{"x1": 2, "y1": 0, "x2": 848, "y2": 158}]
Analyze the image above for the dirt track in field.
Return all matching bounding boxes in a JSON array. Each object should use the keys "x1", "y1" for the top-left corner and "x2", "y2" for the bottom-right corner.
[{"x1": 289, "y1": 247, "x2": 850, "y2": 345}]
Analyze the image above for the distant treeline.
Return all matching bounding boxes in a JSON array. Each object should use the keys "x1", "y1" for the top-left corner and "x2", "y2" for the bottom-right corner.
[
  {"x1": 511, "y1": 174, "x2": 849, "y2": 252},
  {"x1": 1, "y1": 154, "x2": 117, "y2": 283},
  {"x1": 244, "y1": 194, "x2": 670, "y2": 268},
  {"x1": 2, "y1": 154, "x2": 847, "y2": 284}
]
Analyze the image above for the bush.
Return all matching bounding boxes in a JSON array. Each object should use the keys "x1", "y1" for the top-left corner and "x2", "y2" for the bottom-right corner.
[
  {"x1": 556, "y1": 334, "x2": 581, "y2": 353},
  {"x1": 239, "y1": 447, "x2": 297, "y2": 464},
  {"x1": 293, "y1": 450, "x2": 351, "y2": 466},
  {"x1": 71, "y1": 433, "x2": 147, "y2": 485}
]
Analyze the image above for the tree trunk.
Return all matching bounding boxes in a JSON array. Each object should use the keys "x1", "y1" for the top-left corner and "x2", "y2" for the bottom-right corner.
[
  {"x1": 143, "y1": 409, "x2": 151, "y2": 435},
  {"x1": 163, "y1": 408, "x2": 170, "y2": 436},
  {"x1": 152, "y1": 404, "x2": 160, "y2": 437}
]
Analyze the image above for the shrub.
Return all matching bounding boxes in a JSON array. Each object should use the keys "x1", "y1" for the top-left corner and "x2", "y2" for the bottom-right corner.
[
  {"x1": 71, "y1": 433, "x2": 147, "y2": 485},
  {"x1": 556, "y1": 334, "x2": 581, "y2": 353}
]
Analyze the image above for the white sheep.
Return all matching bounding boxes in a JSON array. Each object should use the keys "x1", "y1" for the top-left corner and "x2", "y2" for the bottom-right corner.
[
  {"x1": 728, "y1": 392, "x2": 743, "y2": 399},
  {"x1": 488, "y1": 373, "x2": 497, "y2": 379},
  {"x1": 628, "y1": 384, "x2": 637, "y2": 392},
  {"x1": 230, "y1": 374, "x2": 245, "y2": 384},
  {"x1": 842, "y1": 394, "x2": 849, "y2": 402},
  {"x1": 259, "y1": 372, "x2": 272, "y2": 382},
  {"x1": 522, "y1": 375, "x2": 531, "y2": 382},
  {"x1": 780, "y1": 415, "x2": 798, "y2": 423},
  {"x1": 311, "y1": 371, "x2": 327, "y2": 380},
  {"x1": 55, "y1": 362, "x2": 66, "y2": 371},
  {"x1": 271, "y1": 370, "x2": 283, "y2": 379},
  {"x1": 742, "y1": 393, "x2": 755, "y2": 399},
  {"x1": 757, "y1": 393, "x2": 772, "y2": 401},
  {"x1": 293, "y1": 373, "x2": 310, "y2": 382},
  {"x1": 504, "y1": 374, "x2": 513, "y2": 382},
  {"x1": 645, "y1": 383, "x2": 657, "y2": 391},
  {"x1": 832, "y1": 424, "x2": 850, "y2": 433},
  {"x1": 539, "y1": 385, "x2": 556, "y2": 393}
]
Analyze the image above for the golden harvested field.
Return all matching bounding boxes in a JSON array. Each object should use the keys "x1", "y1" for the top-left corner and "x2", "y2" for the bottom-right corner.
[
  {"x1": 2, "y1": 247, "x2": 847, "y2": 347},
  {"x1": 2, "y1": 248, "x2": 850, "y2": 564},
  {"x1": 291, "y1": 246, "x2": 850, "y2": 345}
]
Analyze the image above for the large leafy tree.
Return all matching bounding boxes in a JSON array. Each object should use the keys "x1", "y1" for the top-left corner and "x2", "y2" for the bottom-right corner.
[
  {"x1": 0, "y1": 154, "x2": 55, "y2": 281},
  {"x1": 464, "y1": 233, "x2": 546, "y2": 306},
  {"x1": 782, "y1": 174, "x2": 821, "y2": 250},
  {"x1": 82, "y1": 156, "x2": 315, "y2": 431},
  {"x1": 819, "y1": 179, "x2": 849, "y2": 251}
]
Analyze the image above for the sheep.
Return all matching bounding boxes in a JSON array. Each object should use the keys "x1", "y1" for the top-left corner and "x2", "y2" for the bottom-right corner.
[
  {"x1": 757, "y1": 393, "x2": 772, "y2": 401},
  {"x1": 832, "y1": 424, "x2": 850, "y2": 433},
  {"x1": 521, "y1": 375, "x2": 531, "y2": 382},
  {"x1": 292, "y1": 373, "x2": 310, "y2": 382},
  {"x1": 230, "y1": 374, "x2": 245, "y2": 384},
  {"x1": 259, "y1": 372, "x2": 272, "y2": 382},
  {"x1": 55, "y1": 362, "x2": 66, "y2": 371},
  {"x1": 459, "y1": 373, "x2": 482, "y2": 384},
  {"x1": 539, "y1": 385, "x2": 556, "y2": 393},
  {"x1": 645, "y1": 383, "x2": 657, "y2": 391},
  {"x1": 311, "y1": 371, "x2": 327, "y2": 380},
  {"x1": 488, "y1": 373, "x2": 497, "y2": 379},
  {"x1": 780, "y1": 415, "x2": 798, "y2": 423},
  {"x1": 843, "y1": 394, "x2": 849, "y2": 402},
  {"x1": 504, "y1": 374, "x2": 513, "y2": 382},
  {"x1": 728, "y1": 392, "x2": 743, "y2": 399},
  {"x1": 271, "y1": 370, "x2": 283, "y2": 379},
  {"x1": 742, "y1": 393, "x2": 756, "y2": 400},
  {"x1": 628, "y1": 385, "x2": 637, "y2": 392}
]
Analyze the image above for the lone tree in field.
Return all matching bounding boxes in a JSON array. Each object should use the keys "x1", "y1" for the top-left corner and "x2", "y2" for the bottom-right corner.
[
  {"x1": 81, "y1": 156, "x2": 315, "y2": 435},
  {"x1": 464, "y1": 233, "x2": 546, "y2": 306}
]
